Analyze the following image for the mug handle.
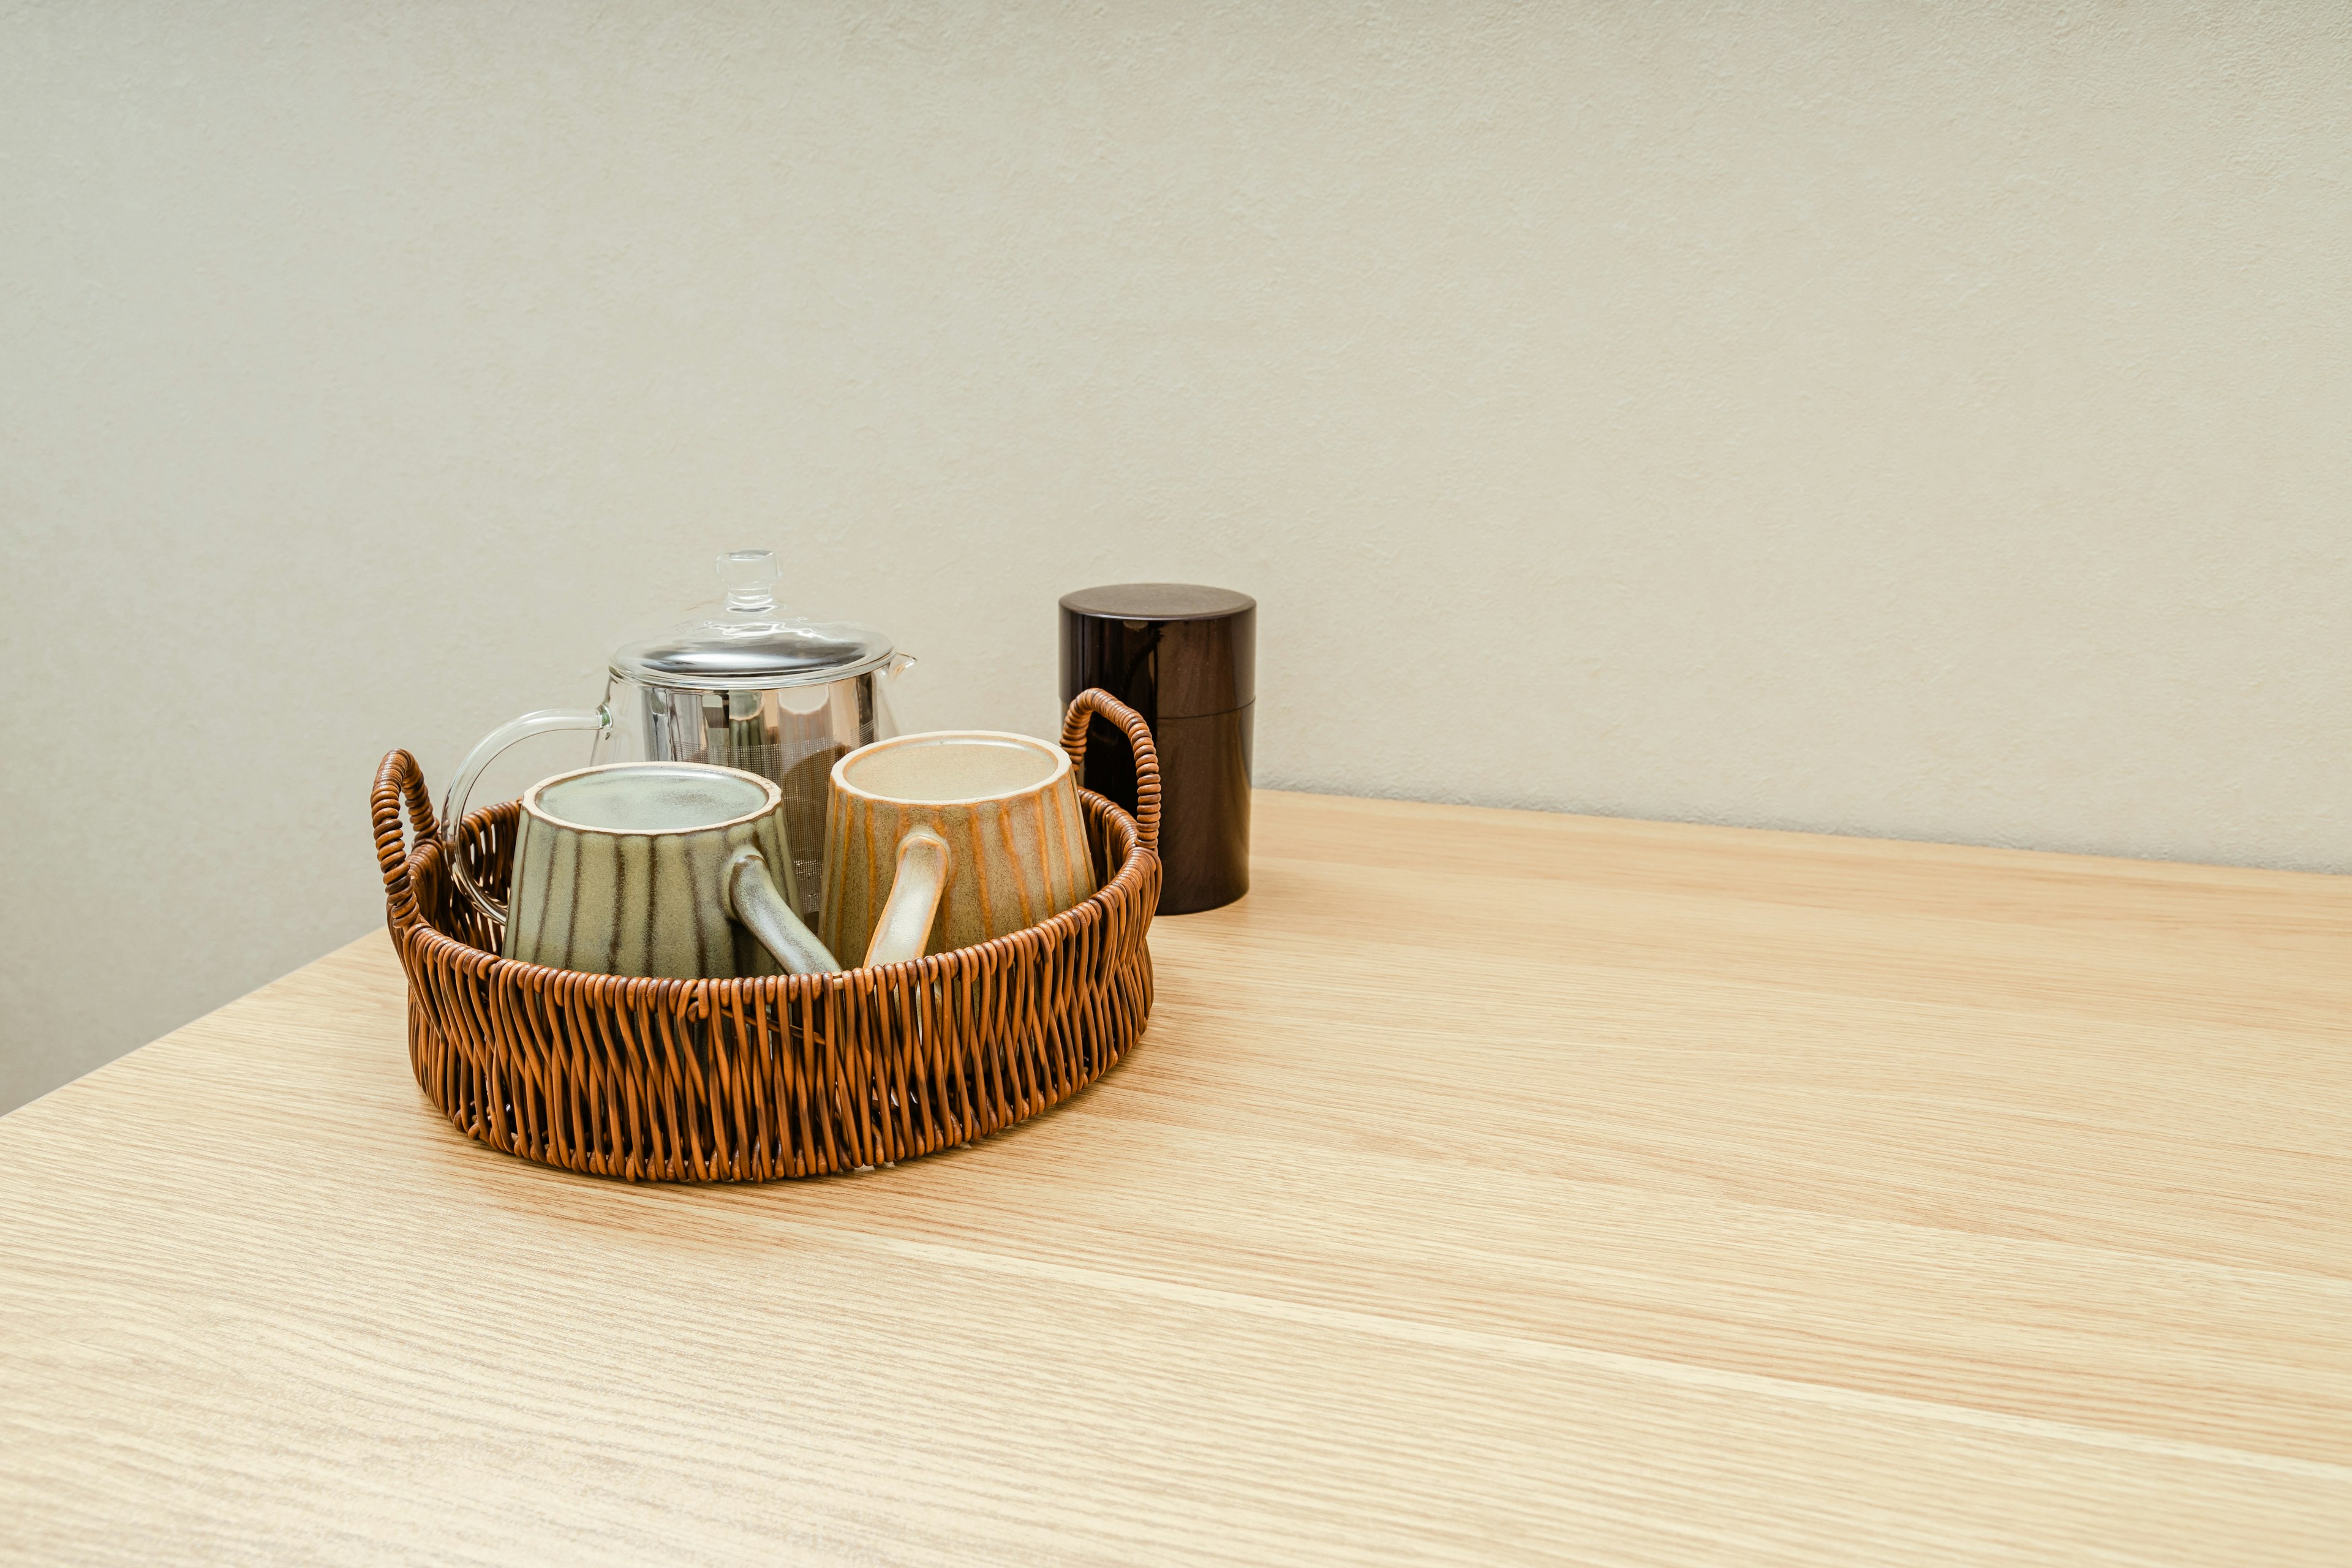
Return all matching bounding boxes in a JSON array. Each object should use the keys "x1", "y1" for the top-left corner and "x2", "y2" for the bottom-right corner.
[
  {"x1": 724, "y1": 848, "x2": 842, "y2": 975},
  {"x1": 439, "y1": 706, "x2": 613, "y2": 926},
  {"x1": 1059, "y1": 688, "x2": 1161, "y2": 855},
  {"x1": 860, "y1": 826, "x2": 952, "y2": 968}
]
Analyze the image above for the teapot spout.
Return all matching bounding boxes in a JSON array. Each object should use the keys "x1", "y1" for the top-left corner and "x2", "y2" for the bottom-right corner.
[{"x1": 887, "y1": 652, "x2": 916, "y2": 680}]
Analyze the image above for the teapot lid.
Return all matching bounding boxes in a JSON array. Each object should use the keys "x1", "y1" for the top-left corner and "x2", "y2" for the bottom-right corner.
[{"x1": 609, "y1": 550, "x2": 898, "y2": 691}]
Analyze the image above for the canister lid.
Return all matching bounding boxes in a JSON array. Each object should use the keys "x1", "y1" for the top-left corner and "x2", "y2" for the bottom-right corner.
[
  {"x1": 1059, "y1": 583, "x2": 1256, "y2": 624},
  {"x1": 611, "y1": 550, "x2": 897, "y2": 691},
  {"x1": 1060, "y1": 582, "x2": 1256, "y2": 720}
]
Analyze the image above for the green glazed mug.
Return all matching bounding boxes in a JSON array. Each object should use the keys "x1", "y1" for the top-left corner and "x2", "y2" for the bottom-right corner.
[{"x1": 503, "y1": 762, "x2": 839, "y2": 978}]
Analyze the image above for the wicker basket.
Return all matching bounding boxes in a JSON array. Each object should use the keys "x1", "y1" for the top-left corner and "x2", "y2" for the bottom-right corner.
[{"x1": 369, "y1": 690, "x2": 1162, "y2": 1183}]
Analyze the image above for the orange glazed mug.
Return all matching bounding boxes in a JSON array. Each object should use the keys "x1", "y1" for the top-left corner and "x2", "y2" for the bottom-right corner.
[{"x1": 818, "y1": 731, "x2": 1097, "y2": 968}]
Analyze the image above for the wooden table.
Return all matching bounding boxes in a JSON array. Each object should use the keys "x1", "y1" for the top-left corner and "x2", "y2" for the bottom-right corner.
[{"x1": 4, "y1": 792, "x2": 2347, "y2": 1564}]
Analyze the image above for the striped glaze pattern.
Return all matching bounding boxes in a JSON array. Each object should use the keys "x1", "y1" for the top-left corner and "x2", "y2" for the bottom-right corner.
[
  {"x1": 367, "y1": 690, "x2": 1162, "y2": 1183},
  {"x1": 504, "y1": 792, "x2": 797, "y2": 980},
  {"x1": 818, "y1": 737, "x2": 1096, "y2": 967}
]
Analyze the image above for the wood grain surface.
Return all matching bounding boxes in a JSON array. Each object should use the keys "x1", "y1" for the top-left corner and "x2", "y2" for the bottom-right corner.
[{"x1": 3, "y1": 791, "x2": 2347, "y2": 1565}]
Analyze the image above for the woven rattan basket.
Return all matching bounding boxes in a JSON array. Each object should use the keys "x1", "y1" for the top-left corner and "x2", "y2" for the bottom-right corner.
[{"x1": 370, "y1": 690, "x2": 1162, "y2": 1182}]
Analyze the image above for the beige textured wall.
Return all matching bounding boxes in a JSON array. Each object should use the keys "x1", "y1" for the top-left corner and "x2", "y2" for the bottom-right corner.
[{"x1": 4, "y1": 1, "x2": 2348, "y2": 1113}]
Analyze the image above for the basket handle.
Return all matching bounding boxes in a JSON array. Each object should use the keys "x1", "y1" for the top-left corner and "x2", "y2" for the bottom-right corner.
[
  {"x1": 372, "y1": 750, "x2": 438, "y2": 933},
  {"x1": 1060, "y1": 689, "x2": 1159, "y2": 855}
]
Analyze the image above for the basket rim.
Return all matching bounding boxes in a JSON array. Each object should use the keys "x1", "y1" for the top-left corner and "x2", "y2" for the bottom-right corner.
[{"x1": 399, "y1": 786, "x2": 1158, "y2": 1002}]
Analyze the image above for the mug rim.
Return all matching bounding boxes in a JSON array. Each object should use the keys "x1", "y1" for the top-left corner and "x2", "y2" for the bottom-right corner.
[
  {"x1": 831, "y1": 729, "x2": 1072, "y2": 808},
  {"x1": 522, "y1": 761, "x2": 783, "y2": 837}
]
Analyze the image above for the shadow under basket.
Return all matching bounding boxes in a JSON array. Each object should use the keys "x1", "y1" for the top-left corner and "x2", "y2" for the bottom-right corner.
[{"x1": 369, "y1": 690, "x2": 1163, "y2": 1183}]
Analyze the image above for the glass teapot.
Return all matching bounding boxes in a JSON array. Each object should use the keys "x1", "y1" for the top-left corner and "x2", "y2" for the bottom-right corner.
[{"x1": 444, "y1": 549, "x2": 913, "y2": 928}]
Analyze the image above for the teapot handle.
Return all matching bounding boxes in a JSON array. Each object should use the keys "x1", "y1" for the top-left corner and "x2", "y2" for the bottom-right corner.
[{"x1": 440, "y1": 706, "x2": 613, "y2": 926}]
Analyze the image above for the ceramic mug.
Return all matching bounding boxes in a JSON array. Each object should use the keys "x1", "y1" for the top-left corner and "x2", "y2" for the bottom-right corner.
[
  {"x1": 819, "y1": 731, "x2": 1098, "y2": 968},
  {"x1": 505, "y1": 762, "x2": 839, "y2": 978}
]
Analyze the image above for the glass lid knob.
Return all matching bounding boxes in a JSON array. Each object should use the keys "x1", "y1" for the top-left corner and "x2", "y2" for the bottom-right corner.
[
  {"x1": 720, "y1": 549, "x2": 780, "y2": 614},
  {"x1": 606, "y1": 546, "x2": 894, "y2": 688}
]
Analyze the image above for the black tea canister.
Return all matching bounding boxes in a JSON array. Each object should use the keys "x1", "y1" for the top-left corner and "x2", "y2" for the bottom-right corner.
[{"x1": 1058, "y1": 584, "x2": 1255, "y2": 914}]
